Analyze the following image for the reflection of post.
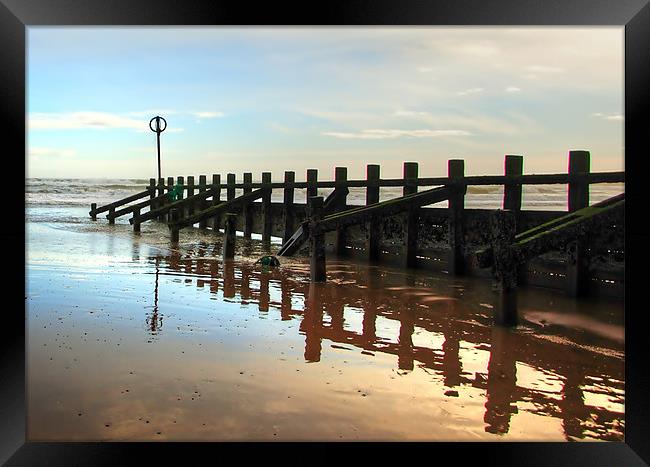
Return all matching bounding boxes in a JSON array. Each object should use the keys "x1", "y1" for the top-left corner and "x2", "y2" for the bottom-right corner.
[
  {"x1": 301, "y1": 283, "x2": 324, "y2": 362},
  {"x1": 223, "y1": 260, "x2": 235, "y2": 299},
  {"x1": 147, "y1": 258, "x2": 162, "y2": 334},
  {"x1": 559, "y1": 372, "x2": 586, "y2": 440},
  {"x1": 328, "y1": 287, "x2": 345, "y2": 333},
  {"x1": 484, "y1": 327, "x2": 517, "y2": 435},
  {"x1": 209, "y1": 260, "x2": 219, "y2": 295},
  {"x1": 280, "y1": 276, "x2": 292, "y2": 321},
  {"x1": 397, "y1": 310, "x2": 415, "y2": 371},
  {"x1": 361, "y1": 296, "x2": 377, "y2": 345},
  {"x1": 240, "y1": 267, "x2": 251, "y2": 302},
  {"x1": 442, "y1": 329, "x2": 462, "y2": 388},
  {"x1": 259, "y1": 270, "x2": 270, "y2": 312}
]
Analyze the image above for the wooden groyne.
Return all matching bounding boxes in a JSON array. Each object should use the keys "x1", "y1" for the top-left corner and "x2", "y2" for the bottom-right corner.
[{"x1": 89, "y1": 150, "x2": 625, "y2": 325}]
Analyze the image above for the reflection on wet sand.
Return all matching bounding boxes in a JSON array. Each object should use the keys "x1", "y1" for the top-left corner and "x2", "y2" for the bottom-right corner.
[
  {"x1": 27, "y1": 230, "x2": 624, "y2": 441},
  {"x1": 144, "y1": 248, "x2": 624, "y2": 441}
]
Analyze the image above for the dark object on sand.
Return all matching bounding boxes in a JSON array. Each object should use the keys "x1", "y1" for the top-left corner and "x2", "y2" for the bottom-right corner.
[{"x1": 255, "y1": 255, "x2": 280, "y2": 267}]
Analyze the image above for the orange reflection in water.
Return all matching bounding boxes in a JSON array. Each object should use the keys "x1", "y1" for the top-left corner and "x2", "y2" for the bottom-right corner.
[{"x1": 27, "y1": 240, "x2": 624, "y2": 441}]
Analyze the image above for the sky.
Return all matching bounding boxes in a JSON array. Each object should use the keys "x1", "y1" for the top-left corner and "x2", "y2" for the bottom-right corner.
[{"x1": 27, "y1": 27, "x2": 624, "y2": 180}]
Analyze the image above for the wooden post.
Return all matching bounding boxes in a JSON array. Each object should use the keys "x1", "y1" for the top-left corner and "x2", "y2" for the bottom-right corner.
[
  {"x1": 243, "y1": 172, "x2": 253, "y2": 238},
  {"x1": 223, "y1": 213, "x2": 237, "y2": 260},
  {"x1": 448, "y1": 159, "x2": 465, "y2": 275},
  {"x1": 366, "y1": 164, "x2": 380, "y2": 261},
  {"x1": 90, "y1": 203, "x2": 97, "y2": 221},
  {"x1": 211, "y1": 174, "x2": 221, "y2": 233},
  {"x1": 167, "y1": 176, "x2": 174, "y2": 194},
  {"x1": 170, "y1": 208, "x2": 180, "y2": 242},
  {"x1": 133, "y1": 207, "x2": 141, "y2": 233},
  {"x1": 108, "y1": 207, "x2": 115, "y2": 225},
  {"x1": 227, "y1": 173, "x2": 235, "y2": 201},
  {"x1": 176, "y1": 176, "x2": 184, "y2": 200},
  {"x1": 198, "y1": 175, "x2": 207, "y2": 229},
  {"x1": 403, "y1": 162, "x2": 418, "y2": 268},
  {"x1": 567, "y1": 150, "x2": 590, "y2": 297},
  {"x1": 491, "y1": 210, "x2": 517, "y2": 326},
  {"x1": 187, "y1": 176, "x2": 195, "y2": 217},
  {"x1": 149, "y1": 178, "x2": 156, "y2": 211},
  {"x1": 283, "y1": 171, "x2": 296, "y2": 243},
  {"x1": 307, "y1": 169, "x2": 318, "y2": 199},
  {"x1": 334, "y1": 167, "x2": 348, "y2": 256},
  {"x1": 262, "y1": 172, "x2": 272, "y2": 243},
  {"x1": 504, "y1": 155, "x2": 525, "y2": 284},
  {"x1": 308, "y1": 196, "x2": 326, "y2": 282},
  {"x1": 157, "y1": 178, "x2": 165, "y2": 221}
]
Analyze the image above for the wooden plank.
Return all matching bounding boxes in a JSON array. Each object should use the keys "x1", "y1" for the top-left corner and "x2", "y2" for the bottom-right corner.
[
  {"x1": 447, "y1": 159, "x2": 465, "y2": 275},
  {"x1": 176, "y1": 176, "x2": 185, "y2": 200},
  {"x1": 90, "y1": 203, "x2": 97, "y2": 221},
  {"x1": 491, "y1": 210, "x2": 518, "y2": 326},
  {"x1": 283, "y1": 171, "x2": 295, "y2": 243},
  {"x1": 309, "y1": 196, "x2": 326, "y2": 282},
  {"x1": 403, "y1": 162, "x2": 419, "y2": 268},
  {"x1": 170, "y1": 188, "x2": 265, "y2": 230},
  {"x1": 307, "y1": 169, "x2": 318, "y2": 198},
  {"x1": 243, "y1": 172, "x2": 253, "y2": 238},
  {"x1": 366, "y1": 164, "x2": 380, "y2": 261},
  {"x1": 211, "y1": 174, "x2": 221, "y2": 232},
  {"x1": 223, "y1": 213, "x2": 237, "y2": 259},
  {"x1": 227, "y1": 173, "x2": 235, "y2": 201},
  {"x1": 89, "y1": 188, "x2": 153, "y2": 216},
  {"x1": 262, "y1": 172, "x2": 272, "y2": 242},
  {"x1": 129, "y1": 186, "x2": 218, "y2": 225},
  {"x1": 317, "y1": 185, "x2": 450, "y2": 234},
  {"x1": 334, "y1": 167, "x2": 348, "y2": 256},
  {"x1": 503, "y1": 155, "x2": 523, "y2": 211},
  {"x1": 198, "y1": 175, "x2": 207, "y2": 229},
  {"x1": 133, "y1": 207, "x2": 141, "y2": 232},
  {"x1": 109, "y1": 191, "x2": 169, "y2": 220},
  {"x1": 567, "y1": 150, "x2": 590, "y2": 297}
]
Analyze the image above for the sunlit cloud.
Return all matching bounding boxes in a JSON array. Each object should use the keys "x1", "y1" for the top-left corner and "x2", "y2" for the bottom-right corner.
[
  {"x1": 28, "y1": 147, "x2": 76, "y2": 157},
  {"x1": 457, "y1": 88, "x2": 484, "y2": 96},
  {"x1": 29, "y1": 112, "x2": 148, "y2": 131},
  {"x1": 592, "y1": 113, "x2": 623, "y2": 121},
  {"x1": 192, "y1": 111, "x2": 225, "y2": 119},
  {"x1": 321, "y1": 129, "x2": 471, "y2": 139},
  {"x1": 505, "y1": 86, "x2": 521, "y2": 92}
]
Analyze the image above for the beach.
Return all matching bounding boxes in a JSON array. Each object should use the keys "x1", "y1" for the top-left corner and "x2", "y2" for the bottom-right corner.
[{"x1": 25, "y1": 183, "x2": 625, "y2": 441}]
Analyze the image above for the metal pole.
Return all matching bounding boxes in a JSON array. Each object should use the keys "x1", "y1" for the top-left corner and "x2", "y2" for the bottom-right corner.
[{"x1": 150, "y1": 115, "x2": 167, "y2": 183}]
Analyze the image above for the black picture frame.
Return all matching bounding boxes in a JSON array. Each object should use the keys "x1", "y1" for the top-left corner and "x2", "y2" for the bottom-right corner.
[{"x1": 3, "y1": 0, "x2": 648, "y2": 464}]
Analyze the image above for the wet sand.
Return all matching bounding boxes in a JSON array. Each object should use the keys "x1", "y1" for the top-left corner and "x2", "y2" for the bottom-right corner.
[{"x1": 26, "y1": 207, "x2": 624, "y2": 441}]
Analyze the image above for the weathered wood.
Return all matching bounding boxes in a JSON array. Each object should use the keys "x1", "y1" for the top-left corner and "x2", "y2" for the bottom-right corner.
[
  {"x1": 334, "y1": 167, "x2": 348, "y2": 256},
  {"x1": 227, "y1": 173, "x2": 236, "y2": 201},
  {"x1": 403, "y1": 162, "x2": 419, "y2": 268},
  {"x1": 170, "y1": 208, "x2": 180, "y2": 242},
  {"x1": 149, "y1": 178, "x2": 156, "y2": 209},
  {"x1": 283, "y1": 171, "x2": 296, "y2": 243},
  {"x1": 211, "y1": 174, "x2": 221, "y2": 232},
  {"x1": 309, "y1": 196, "x2": 326, "y2": 282},
  {"x1": 307, "y1": 169, "x2": 318, "y2": 198},
  {"x1": 448, "y1": 159, "x2": 466, "y2": 275},
  {"x1": 262, "y1": 172, "x2": 272, "y2": 243},
  {"x1": 109, "y1": 191, "x2": 169, "y2": 220},
  {"x1": 503, "y1": 155, "x2": 523, "y2": 211},
  {"x1": 157, "y1": 178, "x2": 166, "y2": 221},
  {"x1": 89, "y1": 188, "x2": 153, "y2": 216},
  {"x1": 491, "y1": 210, "x2": 518, "y2": 326},
  {"x1": 176, "y1": 176, "x2": 184, "y2": 200},
  {"x1": 243, "y1": 172, "x2": 253, "y2": 238},
  {"x1": 170, "y1": 188, "x2": 265, "y2": 230},
  {"x1": 317, "y1": 186, "x2": 450, "y2": 234},
  {"x1": 223, "y1": 213, "x2": 237, "y2": 260},
  {"x1": 90, "y1": 203, "x2": 97, "y2": 221},
  {"x1": 198, "y1": 175, "x2": 207, "y2": 229},
  {"x1": 186, "y1": 176, "x2": 195, "y2": 217},
  {"x1": 129, "y1": 186, "x2": 218, "y2": 225},
  {"x1": 567, "y1": 150, "x2": 590, "y2": 297},
  {"x1": 477, "y1": 194, "x2": 624, "y2": 268},
  {"x1": 366, "y1": 164, "x2": 381, "y2": 261},
  {"x1": 108, "y1": 207, "x2": 115, "y2": 225},
  {"x1": 133, "y1": 207, "x2": 141, "y2": 232},
  {"x1": 167, "y1": 177, "x2": 174, "y2": 194}
]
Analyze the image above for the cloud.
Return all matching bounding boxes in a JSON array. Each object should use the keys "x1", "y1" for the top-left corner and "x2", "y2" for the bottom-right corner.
[
  {"x1": 28, "y1": 147, "x2": 76, "y2": 157},
  {"x1": 29, "y1": 112, "x2": 147, "y2": 131},
  {"x1": 457, "y1": 87, "x2": 484, "y2": 96},
  {"x1": 505, "y1": 86, "x2": 521, "y2": 92},
  {"x1": 416, "y1": 66, "x2": 434, "y2": 73},
  {"x1": 592, "y1": 113, "x2": 623, "y2": 121},
  {"x1": 192, "y1": 111, "x2": 225, "y2": 119},
  {"x1": 321, "y1": 129, "x2": 471, "y2": 139}
]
